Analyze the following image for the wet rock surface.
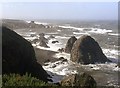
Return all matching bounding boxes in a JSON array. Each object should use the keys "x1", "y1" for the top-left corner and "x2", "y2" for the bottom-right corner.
[
  {"x1": 65, "y1": 36, "x2": 77, "y2": 53},
  {"x1": 71, "y1": 35, "x2": 111, "y2": 64}
]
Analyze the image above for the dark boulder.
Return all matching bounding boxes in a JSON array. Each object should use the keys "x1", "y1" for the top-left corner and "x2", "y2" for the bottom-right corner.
[
  {"x1": 60, "y1": 73, "x2": 97, "y2": 88},
  {"x1": 58, "y1": 48, "x2": 64, "y2": 53},
  {"x1": 52, "y1": 41, "x2": 59, "y2": 44},
  {"x1": 30, "y1": 21, "x2": 35, "y2": 23},
  {"x1": 2, "y1": 26, "x2": 50, "y2": 82},
  {"x1": 70, "y1": 35, "x2": 111, "y2": 64},
  {"x1": 65, "y1": 36, "x2": 77, "y2": 53},
  {"x1": 58, "y1": 57, "x2": 65, "y2": 60}
]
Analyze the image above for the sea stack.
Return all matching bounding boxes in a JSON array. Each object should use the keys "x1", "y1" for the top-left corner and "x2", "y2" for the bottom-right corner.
[
  {"x1": 70, "y1": 35, "x2": 111, "y2": 64},
  {"x1": 65, "y1": 36, "x2": 77, "y2": 53}
]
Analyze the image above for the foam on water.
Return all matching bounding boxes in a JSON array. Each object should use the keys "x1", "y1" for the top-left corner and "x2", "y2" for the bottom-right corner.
[
  {"x1": 88, "y1": 28, "x2": 112, "y2": 34},
  {"x1": 81, "y1": 63, "x2": 120, "y2": 72},
  {"x1": 34, "y1": 22, "x2": 49, "y2": 25},
  {"x1": 108, "y1": 33, "x2": 120, "y2": 36},
  {"x1": 59, "y1": 25, "x2": 84, "y2": 31},
  {"x1": 73, "y1": 32, "x2": 90, "y2": 35},
  {"x1": 43, "y1": 59, "x2": 77, "y2": 83},
  {"x1": 103, "y1": 48, "x2": 119, "y2": 58},
  {"x1": 59, "y1": 25, "x2": 113, "y2": 34},
  {"x1": 26, "y1": 21, "x2": 49, "y2": 25}
]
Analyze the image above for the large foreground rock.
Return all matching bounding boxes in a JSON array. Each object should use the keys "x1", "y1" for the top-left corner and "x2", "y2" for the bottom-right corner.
[
  {"x1": 60, "y1": 73, "x2": 97, "y2": 88},
  {"x1": 65, "y1": 36, "x2": 77, "y2": 53},
  {"x1": 71, "y1": 35, "x2": 111, "y2": 64},
  {"x1": 2, "y1": 26, "x2": 50, "y2": 82}
]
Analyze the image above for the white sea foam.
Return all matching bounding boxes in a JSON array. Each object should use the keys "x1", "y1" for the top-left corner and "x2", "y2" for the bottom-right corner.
[
  {"x1": 24, "y1": 36, "x2": 37, "y2": 41},
  {"x1": 43, "y1": 58, "x2": 78, "y2": 83},
  {"x1": 26, "y1": 20, "x2": 49, "y2": 25},
  {"x1": 59, "y1": 25, "x2": 84, "y2": 31},
  {"x1": 88, "y1": 28, "x2": 112, "y2": 34},
  {"x1": 108, "y1": 33, "x2": 120, "y2": 36},
  {"x1": 34, "y1": 21, "x2": 49, "y2": 25},
  {"x1": 81, "y1": 63, "x2": 120, "y2": 72},
  {"x1": 53, "y1": 52, "x2": 70, "y2": 60},
  {"x1": 103, "y1": 49, "x2": 119, "y2": 58},
  {"x1": 59, "y1": 25, "x2": 112, "y2": 34},
  {"x1": 26, "y1": 21, "x2": 31, "y2": 23},
  {"x1": 73, "y1": 32, "x2": 90, "y2": 35},
  {"x1": 55, "y1": 36, "x2": 69, "y2": 39}
]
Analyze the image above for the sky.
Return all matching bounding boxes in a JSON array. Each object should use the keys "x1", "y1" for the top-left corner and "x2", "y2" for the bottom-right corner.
[{"x1": 1, "y1": 2, "x2": 118, "y2": 20}]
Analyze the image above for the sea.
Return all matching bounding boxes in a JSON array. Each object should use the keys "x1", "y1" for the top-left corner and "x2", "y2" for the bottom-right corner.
[{"x1": 14, "y1": 20, "x2": 120, "y2": 87}]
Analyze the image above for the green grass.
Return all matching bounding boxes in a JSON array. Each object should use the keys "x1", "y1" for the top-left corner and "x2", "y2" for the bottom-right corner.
[{"x1": 2, "y1": 73, "x2": 57, "y2": 87}]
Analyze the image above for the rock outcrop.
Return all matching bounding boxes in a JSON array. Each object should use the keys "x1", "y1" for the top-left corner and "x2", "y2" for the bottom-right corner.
[
  {"x1": 60, "y1": 73, "x2": 97, "y2": 88},
  {"x1": 70, "y1": 35, "x2": 111, "y2": 64},
  {"x1": 39, "y1": 33, "x2": 48, "y2": 44},
  {"x1": 39, "y1": 40, "x2": 49, "y2": 48},
  {"x1": 65, "y1": 36, "x2": 77, "y2": 53},
  {"x1": 2, "y1": 26, "x2": 50, "y2": 82}
]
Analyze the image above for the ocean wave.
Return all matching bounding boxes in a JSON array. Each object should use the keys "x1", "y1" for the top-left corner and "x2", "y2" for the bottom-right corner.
[{"x1": 59, "y1": 25, "x2": 113, "y2": 34}]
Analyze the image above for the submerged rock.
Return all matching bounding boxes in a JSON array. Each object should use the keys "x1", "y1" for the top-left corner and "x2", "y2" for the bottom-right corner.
[
  {"x1": 60, "y1": 73, "x2": 97, "y2": 88},
  {"x1": 52, "y1": 41, "x2": 59, "y2": 44},
  {"x1": 70, "y1": 35, "x2": 111, "y2": 64},
  {"x1": 2, "y1": 26, "x2": 50, "y2": 82},
  {"x1": 65, "y1": 36, "x2": 77, "y2": 53},
  {"x1": 58, "y1": 48, "x2": 64, "y2": 53}
]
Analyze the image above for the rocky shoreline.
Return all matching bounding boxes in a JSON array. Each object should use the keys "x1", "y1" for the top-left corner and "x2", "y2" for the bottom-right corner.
[{"x1": 2, "y1": 19, "x2": 119, "y2": 87}]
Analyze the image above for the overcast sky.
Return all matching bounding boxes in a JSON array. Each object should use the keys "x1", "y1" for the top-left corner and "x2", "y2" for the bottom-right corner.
[{"x1": 1, "y1": 2, "x2": 118, "y2": 20}]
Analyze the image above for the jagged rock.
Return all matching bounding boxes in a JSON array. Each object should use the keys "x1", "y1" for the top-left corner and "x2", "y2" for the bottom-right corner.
[
  {"x1": 39, "y1": 40, "x2": 49, "y2": 48},
  {"x1": 58, "y1": 57, "x2": 68, "y2": 62},
  {"x1": 60, "y1": 73, "x2": 97, "y2": 88},
  {"x1": 2, "y1": 26, "x2": 50, "y2": 82},
  {"x1": 29, "y1": 21, "x2": 46, "y2": 28},
  {"x1": 39, "y1": 33, "x2": 48, "y2": 44},
  {"x1": 70, "y1": 35, "x2": 111, "y2": 64},
  {"x1": 52, "y1": 41, "x2": 59, "y2": 44},
  {"x1": 59, "y1": 57, "x2": 65, "y2": 60},
  {"x1": 65, "y1": 36, "x2": 77, "y2": 53},
  {"x1": 58, "y1": 48, "x2": 64, "y2": 53},
  {"x1": 39, "y1": 33, "x2": 45, "y2": 37},
  {"x1": 30, "y1": 21, "x2": 35, "y2": 23}
]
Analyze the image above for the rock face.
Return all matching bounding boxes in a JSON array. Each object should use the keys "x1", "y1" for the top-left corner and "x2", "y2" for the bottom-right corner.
[
  {"x1": 71, "y1": 35, "x2": 111, "y2": 64},
  {"x1": 39, "y1": 40, "x2": 49, "y2": 48},
  {"x1": 60, "y1": 73, "x2": 97, "y2": 88},
  {"x1": 39, "y1": 33, "x2": 48, "y2": 44},
  {"x1": 2, "y1": 26, "x2": 50, "y2": 82},
  {"x1": 65, "y1": 36, "x2": 77, "y2": 53}
]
